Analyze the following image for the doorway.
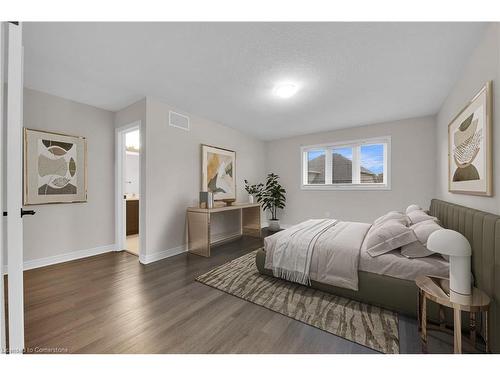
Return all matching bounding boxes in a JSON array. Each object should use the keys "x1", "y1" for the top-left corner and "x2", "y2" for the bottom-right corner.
[{"x1": 115, "y1": 122, "x2": 141, "y2": 259}]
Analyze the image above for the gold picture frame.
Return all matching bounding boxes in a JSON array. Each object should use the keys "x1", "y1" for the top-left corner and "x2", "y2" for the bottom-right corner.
[
  {"x1": 448, "y1": 81, "x2": 493, "y2": 196},
  {"x1": 201, "y1": 144, "x2": 236, "y2": 201},
  {"x1": 24, "y1": 128, "x2": 88, "y2": 205}
]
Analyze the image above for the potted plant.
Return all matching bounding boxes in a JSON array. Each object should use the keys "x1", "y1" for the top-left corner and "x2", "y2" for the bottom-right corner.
[
  {"x1": 244, "y1": 180, "x2": 262, "y2": 204},
  {"x1": 256, "y1": 173, "x2": 286, "y2": 231}
]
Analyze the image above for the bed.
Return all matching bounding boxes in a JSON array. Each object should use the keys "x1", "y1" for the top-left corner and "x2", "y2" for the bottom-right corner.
[{"x1": 255, "y1": 199, "x2": 499, "y2": 353}]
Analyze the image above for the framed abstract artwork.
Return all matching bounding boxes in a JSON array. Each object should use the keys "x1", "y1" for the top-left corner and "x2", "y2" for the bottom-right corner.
[
  {"x1": 24, "y1": 128, "x2": 87, "y2": 205},
  {"x1": 448, "y1": 81, "x2": 493, "y2": 196},
  {"x1": 201, "y1": 144, "x2": 236, "y2": 200}
]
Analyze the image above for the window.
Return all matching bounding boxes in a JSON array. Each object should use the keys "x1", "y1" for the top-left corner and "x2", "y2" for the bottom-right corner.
[
  {"x1": 301, "y1": 137, "x2": 390, "y2": 190},
  {"x1": 306, "y1": 150, "x2": 325, "y2": 184}
]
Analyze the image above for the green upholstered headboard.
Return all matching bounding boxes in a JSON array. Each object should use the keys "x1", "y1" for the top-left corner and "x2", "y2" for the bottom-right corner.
[{"x1": 429, "y1": 199, "x2": 499, "y2": 353}]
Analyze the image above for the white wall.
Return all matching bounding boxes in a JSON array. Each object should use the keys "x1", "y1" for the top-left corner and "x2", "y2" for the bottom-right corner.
[
  {"x1": 266, "y1": 116, "x2": 436, "y2": 225},
  {"x1": 144, "y1": 97, "x2": 267, "y2": 256},
  {"x1": 23, "y1": 88, "x2": 115, "y2": 262},
  {"x1": 436, "y1": 24, "x2": 500, "y2": 214},
  {"x1": 125, "y1": 152, "x2": 139, "y2": 195}
]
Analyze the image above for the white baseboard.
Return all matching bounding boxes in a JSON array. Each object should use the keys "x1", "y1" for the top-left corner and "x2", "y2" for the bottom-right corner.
[
  {"x1": 139, "y1": 244, "x2": 187, "y2": 264},
  {"x1": 2, "y1": 244, "x2": 116, "y2": 274},
  {"x1": 211, "y1": 230, "x2": 242, "y2": 244},
  {"x1": 138, "y1": 230, "x2": 241, "y2": 265}
]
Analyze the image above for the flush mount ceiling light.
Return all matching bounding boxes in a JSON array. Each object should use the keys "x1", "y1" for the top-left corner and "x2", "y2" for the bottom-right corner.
[{"x1": 273, "y1": 82, "x2": 299, "y2": 99}]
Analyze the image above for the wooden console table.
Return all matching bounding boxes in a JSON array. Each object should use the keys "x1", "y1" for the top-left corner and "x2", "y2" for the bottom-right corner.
[{"x1": 187, "y1": 203, "x2": 261, "y2": 257}]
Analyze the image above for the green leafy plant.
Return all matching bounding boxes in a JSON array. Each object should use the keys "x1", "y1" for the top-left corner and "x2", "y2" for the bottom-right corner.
[
  {"x1": 256, "y1": 173, "x2": 286, "y2": 221},
  {"x1": 244, "y1": 180, "x2": 263, "y2": 195}
]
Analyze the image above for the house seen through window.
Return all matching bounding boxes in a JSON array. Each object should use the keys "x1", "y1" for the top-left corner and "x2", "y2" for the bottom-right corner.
[{"x1": 303, "y1": 137, "x2": 390, "y2": 190}]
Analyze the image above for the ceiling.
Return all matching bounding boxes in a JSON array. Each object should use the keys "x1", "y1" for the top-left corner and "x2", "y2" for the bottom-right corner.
[{"x1": 23, "y1": 22, "x2": 487, "y2": 140}]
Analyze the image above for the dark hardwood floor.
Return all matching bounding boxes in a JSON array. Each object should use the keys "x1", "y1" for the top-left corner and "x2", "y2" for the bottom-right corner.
[{"x1": 21, "y1": 233, "x2": 459, "y2": 354}]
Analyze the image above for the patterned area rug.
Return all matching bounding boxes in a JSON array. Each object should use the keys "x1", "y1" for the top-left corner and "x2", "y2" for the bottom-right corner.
[{"x1": 196, "y1": 249, "x2": 399, "y2": 354}]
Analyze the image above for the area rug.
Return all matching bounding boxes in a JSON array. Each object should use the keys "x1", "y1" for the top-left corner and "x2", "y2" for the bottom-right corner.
[{"x1": 196, "y1": 249, "x2": 399, "y2": 354}]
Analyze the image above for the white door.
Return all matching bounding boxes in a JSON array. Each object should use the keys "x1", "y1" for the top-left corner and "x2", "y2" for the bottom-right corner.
[
  {"x1": 4, "y1": 21, "x2": 26, "y2": 354},
  {"x1": 0, "y1": 21, "x2": 6, "y2": 354}
]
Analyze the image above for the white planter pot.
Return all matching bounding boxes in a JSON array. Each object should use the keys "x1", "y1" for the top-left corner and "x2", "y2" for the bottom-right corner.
[
  {"x1": 269, "y1": 219, "x2": 280, "y2": 231},
  {"x1": 248, "y1": 195, "x2": 255, "y2": 204}
]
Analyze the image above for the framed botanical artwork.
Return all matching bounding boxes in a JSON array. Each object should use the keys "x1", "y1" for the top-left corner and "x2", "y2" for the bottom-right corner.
[
  {"x1": 24, "y1": 128, "x2": 87, "y2": 205},
  {"x1": 201, "y1": 144, "x2": 236, "y2": 200},
  {"x1": 448, "y1": 81, "x2": 493, "y2": 196}
]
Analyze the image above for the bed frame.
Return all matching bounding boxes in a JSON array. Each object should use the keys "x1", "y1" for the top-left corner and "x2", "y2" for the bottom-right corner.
[{"x1": 255, "y1": 199, "x2": 499, "y2": 353}]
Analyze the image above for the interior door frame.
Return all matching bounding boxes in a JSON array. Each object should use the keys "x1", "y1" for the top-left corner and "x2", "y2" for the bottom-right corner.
[
  {"x1": 115, "y1": 121, "x2": 142, "y2": 260},
  {"x1": 5, "y1": 21, "x2": 24, "y2": 354},
  {"x1": 0, "y1": 21, "x2": 6, "y2": 354}
]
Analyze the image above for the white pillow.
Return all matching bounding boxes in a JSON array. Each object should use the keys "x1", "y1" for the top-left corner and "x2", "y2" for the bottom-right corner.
[
  {"x1": 373, "y1": 211, "x2": 409, "y2": 227},
  {"x1": 407, "y1": 209, "x2": 438, "y2": 225},
  {"x1": 406, "y1": 204, "x2": 421, "y2": 214},
  {"x1": 411, "y1": 220, "x2": 442, "y2": 245},
  {"x1": 366, "y1": 219, "x2": 417, "y2": 257},
  {"x1": 400, "y1": 220, "x2": 443, "y2": 259}
]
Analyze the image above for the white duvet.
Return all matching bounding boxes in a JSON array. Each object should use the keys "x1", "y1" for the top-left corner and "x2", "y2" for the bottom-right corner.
[{"x1": 264, "y1": 219, "x2": 371, "y2": 291}]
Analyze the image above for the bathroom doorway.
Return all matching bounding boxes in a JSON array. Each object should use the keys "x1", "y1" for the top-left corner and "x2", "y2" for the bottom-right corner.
[{"x1": 115, "y1": 121, "x2": 142, "y2": 259}]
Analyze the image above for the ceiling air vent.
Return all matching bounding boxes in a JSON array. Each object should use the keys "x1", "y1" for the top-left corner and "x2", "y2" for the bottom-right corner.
[{"x1": 169, "y1": 110, "x2": 190, "y2": 131}]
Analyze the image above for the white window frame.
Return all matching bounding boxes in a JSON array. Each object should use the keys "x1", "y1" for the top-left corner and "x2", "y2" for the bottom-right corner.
[{"x1": 301, "y1": 136, "x2": 391, "y2": 191}]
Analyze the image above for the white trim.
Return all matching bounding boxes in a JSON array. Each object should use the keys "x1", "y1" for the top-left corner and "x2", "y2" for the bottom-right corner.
[
  {"x1": 301, "y1": 136, "x2": 391, "y2": 191},
  {"x1": 6, "y1": 22, "x2": 24, "y2": 354},
  {"x1": 140, "y1": 245, "x2": 187, "y2": 264},
  {"x1": 2, "y1": 244, "x2": 116, "y2": 274},
  {"x1": 301, "y1": 136, "x2": 391, "y2": 150},
  {"x1": 352, "y1": 145, "x2": 361, "y2": 184},
  {"x1": 383, "y1": 141, "x2": 390, "y2": 186},
  {"x1": 211, "y1": 231, "x2": 242, "y2": 245},
  {"x1": 301, "y1": 184, "x2": 391, "y2": 191},
  {"x1": 144, "y1": 98, "x2": 152, "y2": 265},
  {"x1": 0, "y1": 21, "x2": 5, "y2": 353},
  {"x1": 140, "y1": 230, "x2": 243, "y2": 265},
  {"x1": 324, "y1": 149, "x2": 332, "y2": 185},
  {"x1": 115, "y1": 121, "x2": 142, "y2": 260}
]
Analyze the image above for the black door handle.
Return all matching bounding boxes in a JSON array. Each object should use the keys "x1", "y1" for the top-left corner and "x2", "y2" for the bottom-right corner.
[{"x1": 21, "y1": 208, "x2": 36, "y2": 217}]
